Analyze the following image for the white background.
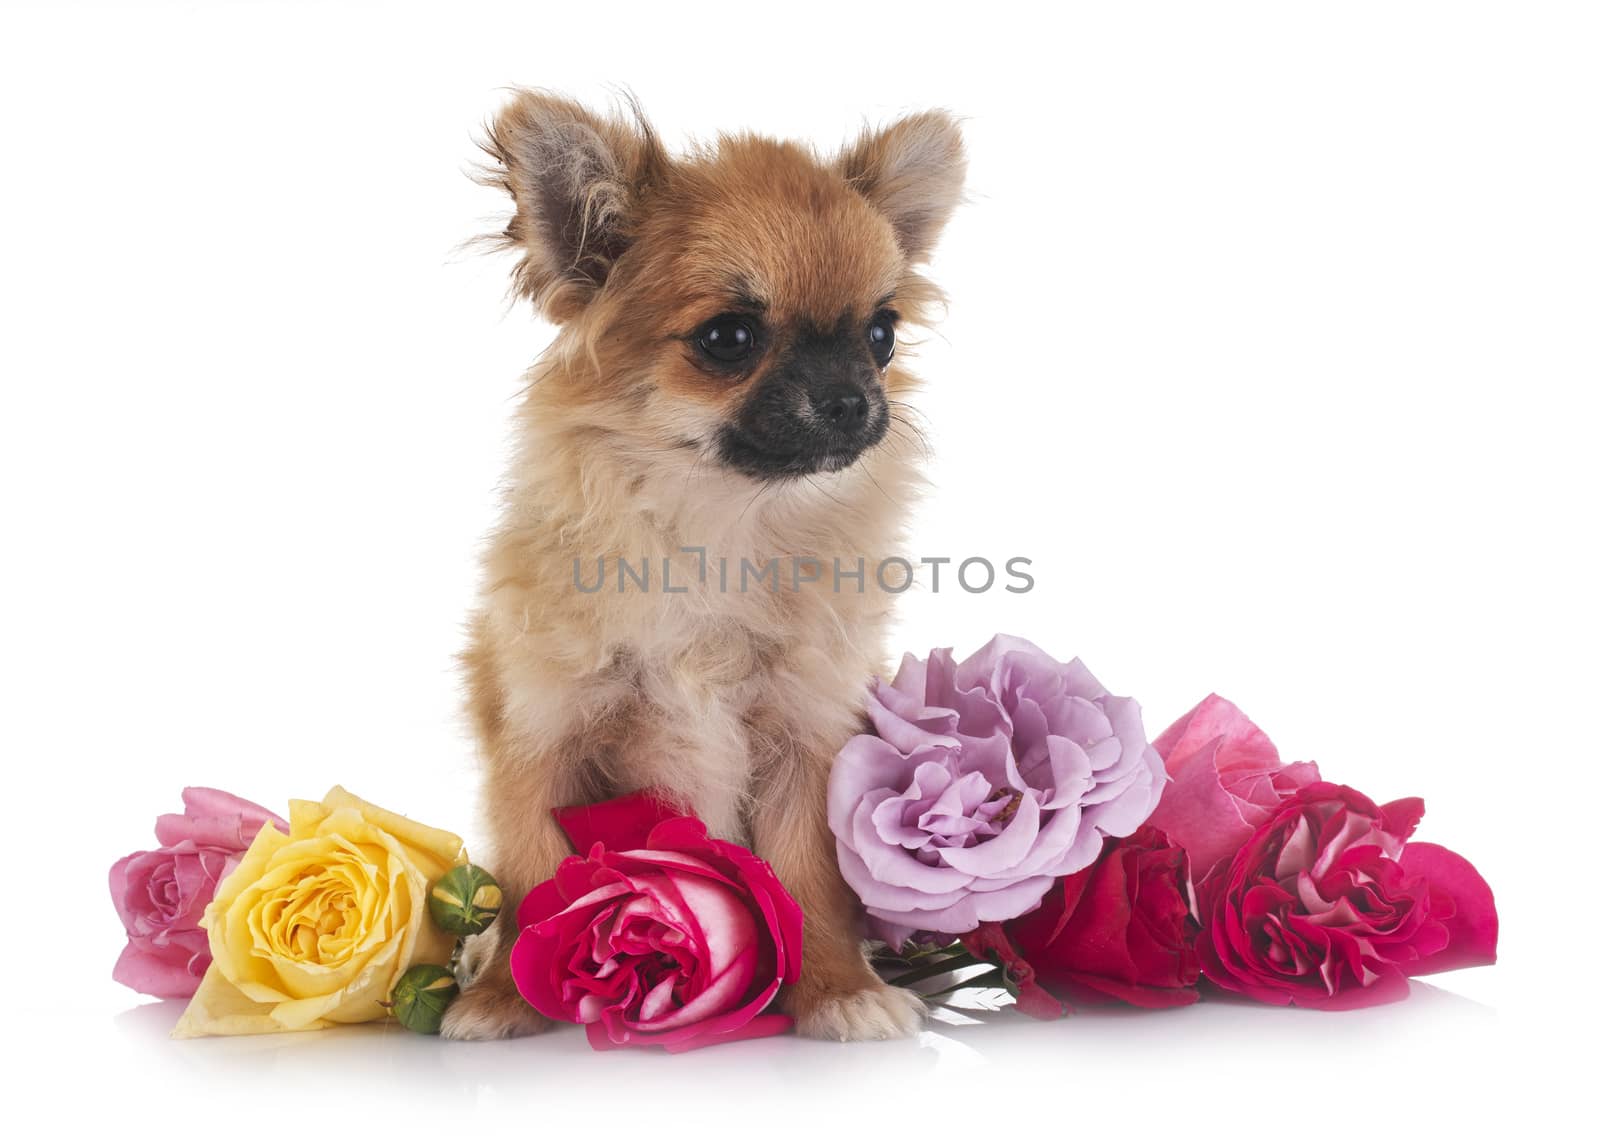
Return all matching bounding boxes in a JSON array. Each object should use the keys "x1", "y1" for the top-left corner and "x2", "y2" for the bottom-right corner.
[{"x1": 2, "y1": 1, "x2": 1595, "y2": 1135}]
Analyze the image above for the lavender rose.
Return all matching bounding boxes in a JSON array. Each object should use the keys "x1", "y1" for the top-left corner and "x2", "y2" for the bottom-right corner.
[{"x1": 829, "y1": 635, "x2": 1168, "y2": 942}]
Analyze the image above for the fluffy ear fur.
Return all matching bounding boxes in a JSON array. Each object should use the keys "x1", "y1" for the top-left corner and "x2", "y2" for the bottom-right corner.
[
  {"x1": 482, "y1": 91, "x2": 665, "y2": 321},
  {"x1": 837, "y1": 111, "x2": 967, "y2": 263}
]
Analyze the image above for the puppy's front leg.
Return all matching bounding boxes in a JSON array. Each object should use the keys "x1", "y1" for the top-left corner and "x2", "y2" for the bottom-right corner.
[
  {"x1": 440, "y1": 757, "x2": 572, "y2": 1041},
  {"x1": 751, "y1": 746, "x2": 925, "y2": 1042}
]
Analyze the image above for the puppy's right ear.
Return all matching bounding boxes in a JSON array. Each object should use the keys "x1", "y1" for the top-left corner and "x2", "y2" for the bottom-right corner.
[{"x1": 482, "y1": 91, "x2": 664, "y2": 321}]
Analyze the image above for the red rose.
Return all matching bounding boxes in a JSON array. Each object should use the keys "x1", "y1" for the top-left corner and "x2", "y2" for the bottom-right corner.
[
  {"x1": 1197, "y1": 782, "x2": 1497, "y2": 1009},
  {"x1": 1014, "y1": 825, "x2": 1201, "y2": 1008},
  {"x1": 510, "y1": 792, "x2": 803, "y2": 1052},
  {"x1": 964, "y1": 825, "x2": 1201, "y2": 1015}
]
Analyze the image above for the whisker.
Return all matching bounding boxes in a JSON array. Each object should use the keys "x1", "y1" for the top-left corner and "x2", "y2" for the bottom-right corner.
[
  {"x1": 887, "y1": 401, "x2": 935, "y2": 454},
  {"x1": 884, "y1": 415, "x2": 933, "y2": 464},
  {"x1": 738, "y1": 479, "x2": 776, "y2": 523},
  {"x1": 803, "y1": 474, "x2": 850, "y2": 511},
  {"x1": 861, "y1": 464, "x2": 897, "y2": 509},
  {"x1": 679, "y1": 445, "x2": 708, "y2": 501}
]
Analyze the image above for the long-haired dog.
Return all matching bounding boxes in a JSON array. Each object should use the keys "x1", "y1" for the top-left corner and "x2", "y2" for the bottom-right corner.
[{"x1": 441, "y1": 92, "x2": 965, "y2": 1041}]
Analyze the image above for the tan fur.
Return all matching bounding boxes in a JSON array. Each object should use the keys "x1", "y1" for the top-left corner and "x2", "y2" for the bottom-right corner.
[{"x1": 442, "y1": 92, "x2": 964, "y2": 1042}]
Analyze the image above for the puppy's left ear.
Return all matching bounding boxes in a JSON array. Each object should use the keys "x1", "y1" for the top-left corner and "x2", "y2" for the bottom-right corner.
[{"x1": 838, "y1": 111, "x2": 967, "y2": 263}]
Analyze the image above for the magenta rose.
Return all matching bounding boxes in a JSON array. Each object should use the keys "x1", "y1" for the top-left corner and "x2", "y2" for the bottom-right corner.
[
  {"x1": 1146, "y1": 694, "x2": 1321, "y2": 880},
  {"x1": 830, "y1": 635, "x2": 1167, "y2": 942},
  {"x1": 1198, "y1": 782, "x2": 1498, "y2": 1009},
  {"x1": 108, "y1": 787, "x2": 287, "y2": 998},
  {"x1": 510, "y1": 792, "x2": 803, "y2": 1052}
]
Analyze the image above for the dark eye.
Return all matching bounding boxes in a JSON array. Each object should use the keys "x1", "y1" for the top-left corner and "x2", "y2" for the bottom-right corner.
[
  {"x1": 695, "y1": 315, "x2": 759, "y2": 364},
  {"x1": 867, "y1": 311, "x2": 896, "y2": 367}
]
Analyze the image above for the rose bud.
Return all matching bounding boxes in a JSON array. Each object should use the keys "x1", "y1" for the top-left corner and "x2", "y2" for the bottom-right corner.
[
  {"x1": 390, "y1": 963, "x2": 460, "y2": 1034},
  {"x1": 428, "y1": 864, "x2": 502, "y2": 937}
]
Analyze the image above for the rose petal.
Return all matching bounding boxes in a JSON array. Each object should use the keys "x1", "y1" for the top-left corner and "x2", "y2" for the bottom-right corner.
[
  {"x1": 1152, "y1": 695, "x2": 1279, "y2": 777},
  {"x1": 1397, "y1": 842, "x2": 1498, "y2": 975},
  {"x1": 154, "y1": 787, "x2": 285, "y2": 849},
  {"x1": 113, "y1": 939, "x2": 206, "y2": 999},
  {"x1": 554, "y1": 791, "x2": 688, "y2": 853}
]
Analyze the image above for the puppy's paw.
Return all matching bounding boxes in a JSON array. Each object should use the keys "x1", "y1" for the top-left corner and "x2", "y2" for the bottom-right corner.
[
  {"x1": 790, "y1": 981, "x2": 926, "y2": 1042},
  {"x1": 454, "y1": 930, "x2": 496, "y2": 986},
  {"x1": 440, "y1": 980, "x2": 553, "y2": 1041}
]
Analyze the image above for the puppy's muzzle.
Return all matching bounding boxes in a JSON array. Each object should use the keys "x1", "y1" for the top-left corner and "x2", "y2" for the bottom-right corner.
[{"x1": 716, "y1": 332, "x2": 890, "y2": 479}]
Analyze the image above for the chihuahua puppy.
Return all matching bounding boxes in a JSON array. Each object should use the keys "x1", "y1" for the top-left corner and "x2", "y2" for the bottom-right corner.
[{"x1": 441, "y1": 92, "x2": 965, "y2": 1042}]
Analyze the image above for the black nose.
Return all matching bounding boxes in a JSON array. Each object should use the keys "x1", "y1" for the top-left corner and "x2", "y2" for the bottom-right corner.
[{"x1": 814, "y1": 386, "x2": 868, "y2": 430}]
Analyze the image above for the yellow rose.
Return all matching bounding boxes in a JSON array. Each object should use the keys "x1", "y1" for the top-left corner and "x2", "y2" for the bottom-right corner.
[{"x1": 172, "y1": 786, "x2": 465, "y2": 1038}]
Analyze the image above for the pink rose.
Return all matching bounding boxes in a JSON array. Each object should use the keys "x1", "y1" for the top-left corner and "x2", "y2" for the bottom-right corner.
[
  {"x1": 510, "y1": 792, "x2": 803, "y2": 1053},
  {"x1": 1197, "y1": 782, "x2": 1498, "y2": 1009},
  {"x1": 108, "y1": 787, "x2": 287, "y2": 998},
  {"x1": 1146, "y1": 695, "x2": 1320, "y2": 881}
]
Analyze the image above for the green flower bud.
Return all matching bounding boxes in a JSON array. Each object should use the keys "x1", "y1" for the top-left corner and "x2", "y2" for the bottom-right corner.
[
  {"x1": 428, "y1": 863, "x2": 503, "y2": 937},
  {"x1": 389, "y1": 963, "x2": 459, "y2": 1034}
]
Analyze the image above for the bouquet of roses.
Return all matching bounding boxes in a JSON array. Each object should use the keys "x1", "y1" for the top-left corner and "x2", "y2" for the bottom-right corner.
[
  {"x1": 111, "y1": 786, "x2": 800, "y2": 1050},
  {"x1": 111, "y1": 786, "x2": 502, "y2": 1036},
  {"x1": 110, "y1": 633, "x2": 1498, "y2": 1051},
  {"x1": 829, "y1": 637, "x2": 1498, "y2": 1015}
]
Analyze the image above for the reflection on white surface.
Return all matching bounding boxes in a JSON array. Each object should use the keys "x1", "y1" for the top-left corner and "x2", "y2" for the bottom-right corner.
[{"x1": 71, "y1": 981, "x2": 1528, "y2": 1136}]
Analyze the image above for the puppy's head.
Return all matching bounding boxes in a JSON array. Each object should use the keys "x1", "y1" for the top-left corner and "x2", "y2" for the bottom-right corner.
[{"x1": 483, "y1": 92, "x2": 965, "y2": 481}]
